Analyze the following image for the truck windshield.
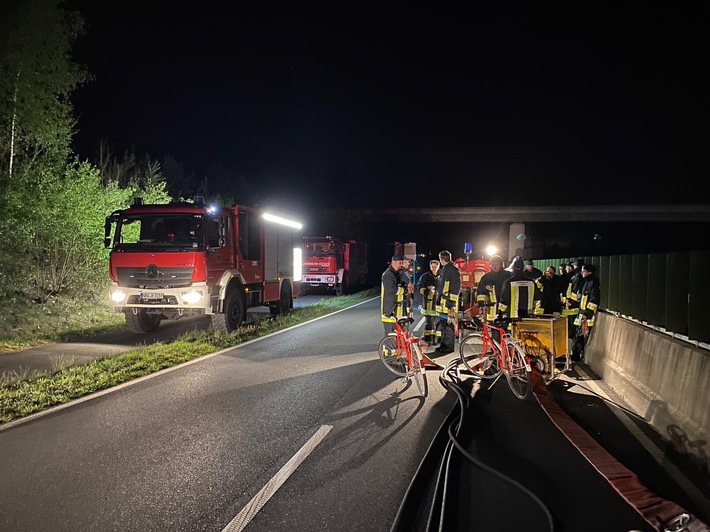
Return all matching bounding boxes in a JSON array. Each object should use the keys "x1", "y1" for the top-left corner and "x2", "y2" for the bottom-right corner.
[
  {"x1": 114, "y1": 214, "x2": 205, "y2": 250},
  {"x1": 304, "y1": 244, "x2": 336, "y2": 257}
]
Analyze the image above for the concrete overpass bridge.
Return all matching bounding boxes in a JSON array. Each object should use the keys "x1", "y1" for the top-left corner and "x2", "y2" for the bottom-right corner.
[
  {"x1": 347, "y1": 203, "x2": 710, "y2": 259},
  {"x1": 355, "y1": 204, "x2": 710, "y2": 223}
]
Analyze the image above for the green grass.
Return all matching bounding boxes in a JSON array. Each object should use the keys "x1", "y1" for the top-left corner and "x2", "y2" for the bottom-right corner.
[
  {"x1": 0, "y1": 294, "x2": 126, "y2": 352},
  {"x1": 0, "y1": 289, "x2": 379, "y2": 424}
]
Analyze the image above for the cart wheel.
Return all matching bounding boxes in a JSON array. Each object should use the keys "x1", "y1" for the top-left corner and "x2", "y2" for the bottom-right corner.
[{"x1": 530, "y1": 355, "x2": 548, "y2": 374}]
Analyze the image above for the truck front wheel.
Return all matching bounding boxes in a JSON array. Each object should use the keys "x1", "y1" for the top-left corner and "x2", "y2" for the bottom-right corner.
[
  {"x1": 211, "y1": 289, "x2": 245, "y2": 333},
  {"x1": 336, "y1": 272, "x2": 348, "y2": 296},
  {"x1": 270, "y1": 281, "x2": 292, "y2": 316},
  {"x1": 125, "y1": 309, "x2": 161, "y2": 334}
]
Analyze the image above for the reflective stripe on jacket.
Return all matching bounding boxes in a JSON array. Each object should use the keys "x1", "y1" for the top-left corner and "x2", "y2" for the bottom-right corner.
[
  {"x1": 436, "y1": 262, "x2": 461, "y2": 318},
  {"x1": 417, "y1": 270, "x2": 438, "y2": 316},
  {"x1": 499, "y1": 276, "x2": 543, "y2": 318},
  {"x1": 381, "y1": 266, "x2": 406, "y2": 323}
]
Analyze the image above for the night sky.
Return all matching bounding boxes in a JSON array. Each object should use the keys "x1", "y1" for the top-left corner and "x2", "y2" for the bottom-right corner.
[{"x1": 67, "y1": 2, "x2": 710, "y2": 257}]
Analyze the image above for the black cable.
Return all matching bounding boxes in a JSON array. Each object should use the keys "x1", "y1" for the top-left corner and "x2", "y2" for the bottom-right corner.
[
  {"x1": 390, "y1": 358, "x2": 467, "y2": 532},
  {"x1": 438, "y1": 356, "x2": 555, "y2": 532}
]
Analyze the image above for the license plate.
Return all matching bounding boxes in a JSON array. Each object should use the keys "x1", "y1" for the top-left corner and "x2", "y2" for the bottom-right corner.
[{"x1": 141, "y1": 292, "x2": 164, "y2": 300}]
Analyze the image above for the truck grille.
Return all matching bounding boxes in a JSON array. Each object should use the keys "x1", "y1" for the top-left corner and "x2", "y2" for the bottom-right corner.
[
  {"x1": 305, "y1": 267, "x2": 330, "y2": 273},
  {"x1": 116, "y1": 267, "x2": 194, "y2": 288}
]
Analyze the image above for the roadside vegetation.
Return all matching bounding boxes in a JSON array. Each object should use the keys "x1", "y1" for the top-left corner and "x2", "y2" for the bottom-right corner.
[
  {"x1": 0, "y1": 288, "x2": 378, "y2": 423},
  {"x1": 0, "y1": 4, "x2": 380, "y2": 424}
]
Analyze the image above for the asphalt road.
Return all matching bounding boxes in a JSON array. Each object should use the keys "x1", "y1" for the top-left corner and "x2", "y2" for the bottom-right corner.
[
  {"x1": 3, "y1": 297, "x2": 710, "y2": 531},
  {"x1": 0, "y1": 297, "x2": 456, "y2": 531}
]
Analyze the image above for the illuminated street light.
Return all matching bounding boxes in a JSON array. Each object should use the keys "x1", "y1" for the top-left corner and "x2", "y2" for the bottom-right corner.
[{"x1": 485, "y1": 244, "x2": 497, "y2": 256}]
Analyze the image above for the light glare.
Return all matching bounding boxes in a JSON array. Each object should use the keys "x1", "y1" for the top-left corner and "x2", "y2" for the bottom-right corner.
[
  {"x1": 263, "y1": 212, "x2": 303, "y2": 229},
  {"x1": 181, "y1": 290, "x2": 204, "y2": 304},
  {"x1": 110, "y1": 290, "x2": 126, "y2": 303},
  {"x1": 293, "y1": 247, "x2": 302, "y2": 281}
]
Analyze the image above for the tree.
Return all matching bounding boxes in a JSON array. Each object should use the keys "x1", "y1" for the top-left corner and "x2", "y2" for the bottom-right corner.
[{"x1": 0, "y1": 0, "x2": 90, "y2": 185}]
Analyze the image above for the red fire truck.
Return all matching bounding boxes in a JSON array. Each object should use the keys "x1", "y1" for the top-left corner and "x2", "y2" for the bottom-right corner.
[
  {"x1": 104, "y1": 197, "x2": 302, "y2": 334},
  {"x1": 454, "y1": 256, "x2": 491, "y2": 315},
  {"x1": 301, "y1": 237, "x2": 368, "y2": 296}
]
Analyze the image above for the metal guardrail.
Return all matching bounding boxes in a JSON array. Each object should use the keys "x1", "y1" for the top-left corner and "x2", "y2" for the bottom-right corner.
[{"x1": 537, "y1": 251, "x2": 710, "y2": 345}]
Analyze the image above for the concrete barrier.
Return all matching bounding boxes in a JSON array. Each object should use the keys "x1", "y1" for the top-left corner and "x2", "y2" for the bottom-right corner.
[{"x1": 585, "y1": 311, "x2": 710, "y2": 470}]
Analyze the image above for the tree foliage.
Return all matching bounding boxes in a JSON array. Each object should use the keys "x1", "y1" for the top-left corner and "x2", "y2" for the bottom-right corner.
[
  {"x1": 0, "y1": 0, "x2": 170, "y2": 302},
  {"x1": 0, "y1": 0, "x2": 90, "y2": 184}
]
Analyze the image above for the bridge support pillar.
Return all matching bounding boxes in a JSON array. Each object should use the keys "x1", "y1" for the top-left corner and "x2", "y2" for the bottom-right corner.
[{"x1": 508, "y1": 223, "x2": 526, "y2": 261}]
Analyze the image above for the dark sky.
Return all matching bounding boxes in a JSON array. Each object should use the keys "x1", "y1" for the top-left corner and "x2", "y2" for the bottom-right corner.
[{"x1": 69, "y1": 2, "x2": 709, "y2": 217}]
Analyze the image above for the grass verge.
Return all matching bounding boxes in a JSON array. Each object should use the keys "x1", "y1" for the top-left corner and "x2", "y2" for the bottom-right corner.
[
  {"x1": 0, "y1": 289, "x2": 378, "y2": 424},
  {"x1": 0, "y1": 295, "x2": 126, "y2": 352}
]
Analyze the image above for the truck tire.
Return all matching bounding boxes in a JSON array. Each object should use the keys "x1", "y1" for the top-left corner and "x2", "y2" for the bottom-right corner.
[
  {"x1": 125, "y1": 309, "x2": 161, "y2": 334},
  {"x1": 270, "y1": 281, "x2": 292, "y2": 316},
  {"x1": 211, "y1": 288, "x2": 245, "y2": 333},
  {"x1": 336, "y1": 272, "x2": 348, "y2": 296}
]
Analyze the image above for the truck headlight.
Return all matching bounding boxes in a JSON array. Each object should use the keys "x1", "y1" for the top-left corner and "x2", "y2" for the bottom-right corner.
[
  {"x1": 110, "y1": 289, "x2": 126, "y2": 303},
  {"x1": 181, "y1": 289, "x2": 204, "y2": 304}
]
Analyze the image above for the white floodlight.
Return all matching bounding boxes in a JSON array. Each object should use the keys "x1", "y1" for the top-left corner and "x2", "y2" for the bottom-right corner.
[
  {"x1": 263, "y1": 212, "x2": 303, "y2": 229},
  {"x1": 486, "y1": 245, "x2": 498, "y2": 256},
  {"x1": 293, "y1": 247, "x2": 302, "y2": 281}
]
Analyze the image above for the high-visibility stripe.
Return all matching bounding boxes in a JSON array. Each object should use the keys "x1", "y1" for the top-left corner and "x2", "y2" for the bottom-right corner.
[{"x1": 509, "y1": 280, "x2": 535, "y2": 318}]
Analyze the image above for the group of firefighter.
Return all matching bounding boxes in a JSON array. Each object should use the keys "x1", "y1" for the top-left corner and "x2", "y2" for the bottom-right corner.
[{"x1": 381, "y1": 252, "x2": 601, "y2": 361}]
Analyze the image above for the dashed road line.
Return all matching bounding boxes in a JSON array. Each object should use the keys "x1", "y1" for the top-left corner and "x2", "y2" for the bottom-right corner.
[{"x1": 222, "y1": 424, "x2": 333, "y2": 532}]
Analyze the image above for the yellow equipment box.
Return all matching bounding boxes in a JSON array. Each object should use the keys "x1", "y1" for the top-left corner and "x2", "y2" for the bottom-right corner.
[{"x1": 511, "y1": 315, "x2": 570, "y2": 380}]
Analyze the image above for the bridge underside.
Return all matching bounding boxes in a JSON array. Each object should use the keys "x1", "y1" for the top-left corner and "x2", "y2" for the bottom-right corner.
[{"x1": 354, "y1": 204, "x2": 710, "y2": 223}]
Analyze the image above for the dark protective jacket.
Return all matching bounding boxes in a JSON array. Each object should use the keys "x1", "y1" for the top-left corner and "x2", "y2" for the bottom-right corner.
[
  {"x1": 538, "y1": 273, "x2": 567, "y2": 314},
  {"x1": 417, "y1": 270, "x2": 439, "y2": 316},
  {"x1": 524, "y1": 266, "x2": 543, "y2": 280},
  {"x1": 499, "y1": 271, "x2": 543, "y2": 318},
  {"x1": 573, "y1": 274, "x2": 601, "y2": 327},
  {"x1": 399, "y1": 267, "x2": 413, "y2": 316},
  {"x1": 476, "y1": 269, "x2": 511, "y2": 322},
  {"x1": 436, "y1": 262, "x2": 461, "y2": 317},
  {"x1": 381, "y1": 266, "x2": 405, "y2": 324},
  {"x1": 563, "y1": 268, "x2": 583, "y2": 316},
  {"x1": 569, "y1": 267, "x2": 584, "y2": 295}
]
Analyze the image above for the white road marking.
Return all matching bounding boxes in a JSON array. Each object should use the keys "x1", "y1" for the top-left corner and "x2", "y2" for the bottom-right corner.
[{"x1": 222, "y1": 424, "x2": 333, "y2": 532}]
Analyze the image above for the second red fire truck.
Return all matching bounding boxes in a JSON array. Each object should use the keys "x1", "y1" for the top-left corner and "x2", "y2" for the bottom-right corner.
[{"x1": 301, "y1": 237, "x2": 368, "y2": 296}]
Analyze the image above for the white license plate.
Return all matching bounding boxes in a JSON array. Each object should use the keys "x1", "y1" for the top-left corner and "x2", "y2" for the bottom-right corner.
[{"x1": 141, "y1": 292, "x2": 164, "y2": 300}]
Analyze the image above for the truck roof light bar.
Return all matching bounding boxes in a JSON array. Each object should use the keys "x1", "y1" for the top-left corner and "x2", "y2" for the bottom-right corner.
[{"x1": 263, "y1": 212, "x2": 303, "y2": 230}]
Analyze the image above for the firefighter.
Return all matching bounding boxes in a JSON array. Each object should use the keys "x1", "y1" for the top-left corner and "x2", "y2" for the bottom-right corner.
[
  {"x1": 381, "y1": 254, "x2": 406, "y2": 335},
  {"x1": 523, "y1": 259, "x2": 543, "y2": 280},
  {"x1": 498, "y1": 259, "x2": 543, "y2": 319},
  {"x1": 563, "y1": 258, "x2": 584, "y2": 339},
  {"x1": 399, "y1": 257, "x2": 415, "y2": 317},
  {"x1": 435, "y1": 250, "x2": 461, "y2": 355},
  {"x1": 538, "y1": 266, "x2": 567, "y2": 314},
  {"x1": 476, "y1": 255, "x2": 511, "y2": 325},
  {"x1": 571, "y1": 263, "x2": 601, "y2": 361},
  {"x1": 417, "y1": 259, "x2": 441, "y2": 344}
]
